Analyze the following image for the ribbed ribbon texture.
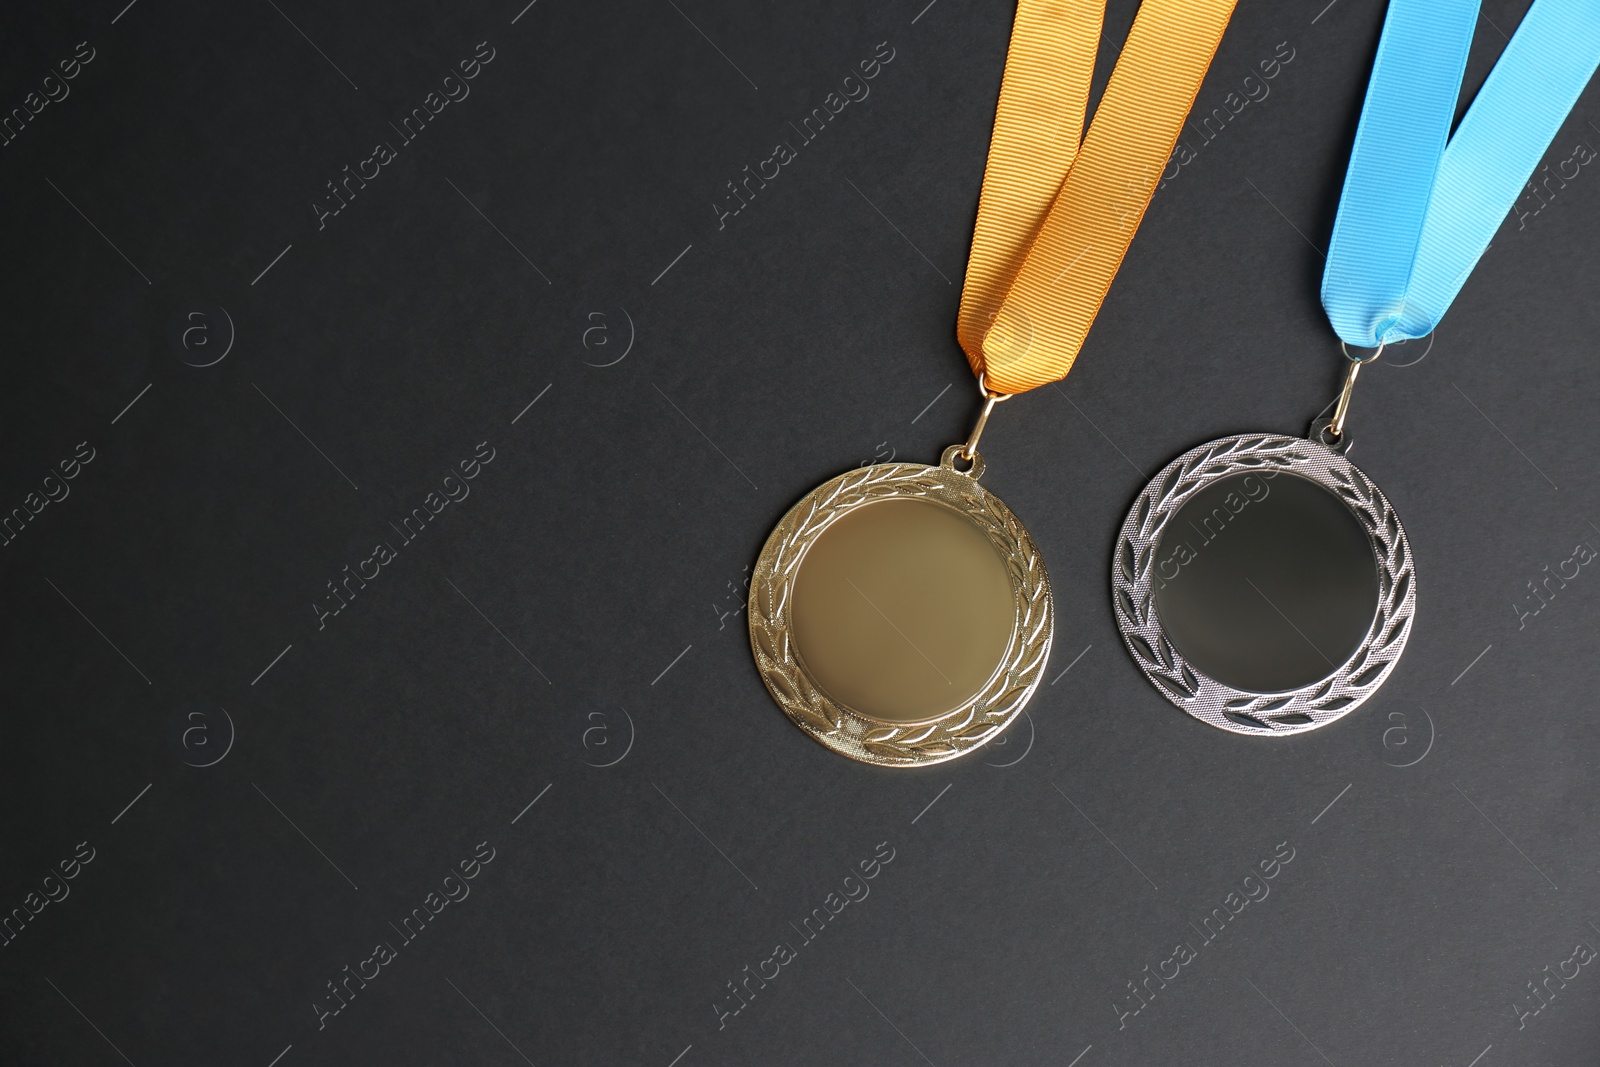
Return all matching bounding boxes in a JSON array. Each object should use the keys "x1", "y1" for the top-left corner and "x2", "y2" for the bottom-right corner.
[
  {"x1": 957, "y1": 0, "x2": 1238, "y2": 395},
  {"x1": 1323, "y1": 0, "x2": 1600, "y2": 347}
]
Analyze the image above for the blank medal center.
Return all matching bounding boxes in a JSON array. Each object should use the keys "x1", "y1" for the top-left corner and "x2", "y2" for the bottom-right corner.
[
  {"x1": 1153, "y1": 471, "x2": 1380, "y2": 693},
  {"x1": 792, "y1": 498, "x2": 1014, "y2": 724}
]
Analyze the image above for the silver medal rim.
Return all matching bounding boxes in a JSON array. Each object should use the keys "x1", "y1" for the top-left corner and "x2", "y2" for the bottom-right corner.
[{"x1": 1111, "y1": 433, "x2": 1415, "y2": 736}]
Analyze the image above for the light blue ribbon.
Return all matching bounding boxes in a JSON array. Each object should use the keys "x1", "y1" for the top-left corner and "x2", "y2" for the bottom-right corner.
[{"x1": 1322, "y1": 0, "x2": 1600, "y2": 346}]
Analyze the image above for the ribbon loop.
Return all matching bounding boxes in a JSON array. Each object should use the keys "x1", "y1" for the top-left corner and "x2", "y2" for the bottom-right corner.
[
  {"x1": 958, "y1": 0, "x2": 1238, "y2": 395},
  {"x1": 1323, "y1": 0, "x2": 1600, "y2": 347}
]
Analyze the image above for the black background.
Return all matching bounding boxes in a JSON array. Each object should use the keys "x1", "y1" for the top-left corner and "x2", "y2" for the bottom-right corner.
[{"x1": 3, "y1": 1, "x2": 1598, "y2": 1065}]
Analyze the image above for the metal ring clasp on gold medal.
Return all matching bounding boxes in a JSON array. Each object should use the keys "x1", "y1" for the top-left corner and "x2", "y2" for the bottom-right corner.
[{"x1": 749, "y1": 446, "x2": 1053, "y2": 767}]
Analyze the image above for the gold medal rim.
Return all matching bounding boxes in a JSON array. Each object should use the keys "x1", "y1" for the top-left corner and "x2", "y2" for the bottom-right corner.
[{"x1": 749, "y1": 457, "x2": 1053, "y2": 768}]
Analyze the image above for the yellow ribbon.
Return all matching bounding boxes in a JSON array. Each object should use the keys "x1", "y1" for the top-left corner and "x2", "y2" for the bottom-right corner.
[{"x1": 958, "y1": 0, "x2": 1238, "y2": 395}]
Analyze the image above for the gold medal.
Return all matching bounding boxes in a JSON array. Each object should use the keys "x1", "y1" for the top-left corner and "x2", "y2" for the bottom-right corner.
[
  {"x1": 751, "y1": 0, "x2": 1238, "y2": 766},
  {"x1": 751, "y1": 412, "x2": 1052, "y2": 767}
]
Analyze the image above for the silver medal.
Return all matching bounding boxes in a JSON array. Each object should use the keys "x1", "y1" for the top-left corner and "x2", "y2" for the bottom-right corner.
[{"x1": 1112, "y1": 429, "x2": 1415, "y2": 735}]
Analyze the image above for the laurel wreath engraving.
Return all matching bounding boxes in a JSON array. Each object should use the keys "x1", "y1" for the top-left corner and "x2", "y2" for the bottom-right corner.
[
  {"x1": 1111, "y1": 434, "x2": 1416, "y2": 736},
  {"x1": 750, "y1": 460, "x2": 1053, "y2": 767}
]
